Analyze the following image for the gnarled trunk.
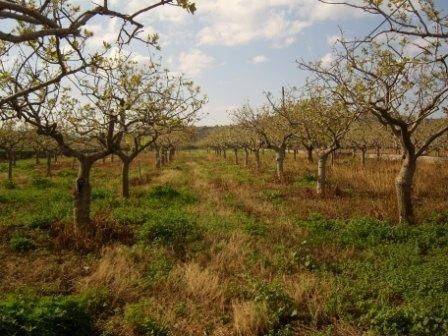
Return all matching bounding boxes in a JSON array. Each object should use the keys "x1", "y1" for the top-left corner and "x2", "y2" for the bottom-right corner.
[
  {"x1": 317, "y1": 153, "x2": 330, "y2": 195},
  {"x1": 122, "y1": 159, "x2": 131, "y2": 199},
  {"x1": 395, "y1": 154, "x2": 416, "y2": 224},
  {"x1": 306, "y1": 146, "x2": 314, "y2": 163},
  {"x1": 74, "y1": 159, "x2": 93, "y2": 231},
  {"x1": 275, "y1": 148, "x2": 285, "y2": 181}
]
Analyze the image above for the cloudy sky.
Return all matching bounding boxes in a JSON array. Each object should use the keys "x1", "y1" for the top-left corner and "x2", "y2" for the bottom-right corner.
[{"x1": 84, "y1": 1, "x2": 393, "y2": 125}]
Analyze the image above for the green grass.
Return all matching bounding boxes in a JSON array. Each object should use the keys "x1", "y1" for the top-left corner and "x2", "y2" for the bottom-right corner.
[{"x1": 297, "y1": 214, "x2": 448, "y2": 335}]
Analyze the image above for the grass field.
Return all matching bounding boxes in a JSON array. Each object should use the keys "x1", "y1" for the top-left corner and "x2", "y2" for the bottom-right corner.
[{"x1": 1, "y1": 150, "x2": 448, "y2": 336}]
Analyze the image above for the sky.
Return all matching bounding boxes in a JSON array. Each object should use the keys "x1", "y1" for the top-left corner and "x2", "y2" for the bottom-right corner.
[{"x1": 82, "y1": 0, "x2": 392, "y2": 126}]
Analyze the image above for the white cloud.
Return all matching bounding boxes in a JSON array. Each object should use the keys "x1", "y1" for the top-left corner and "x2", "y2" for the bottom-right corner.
[
  {"x1": 195, "y1": 0, "x2": 357, "y2": 48},
  {"x1": 178, "y1": 49, "x2": 216, "y2": 76},
  {"x1": 327, "y1": 34, "x2": 340, "y2": 46},
  {"x1": 320, "y1": 53, "x2": 334, "y2": 68},
  {"x1": 250, "y1": 55, "x2": 269, "y2": 64}
]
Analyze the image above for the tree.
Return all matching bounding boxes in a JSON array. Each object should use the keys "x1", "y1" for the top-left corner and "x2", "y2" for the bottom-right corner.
[
  {"x1": 300, "y1": 35, "x2": 448, "y2": 223},
  {"x1": 26, "y1": 129, "x2": 58, "y2": 176},
  {"x1": 294, "y1": 99, "x2": 321, "y2": 163},
  {"x1": 346, "y1": 117, "x2": 390, "y2": 166},
  {"x1": 80, "y1": 57, "x2": 204, "y2": 198},
  {"x1": 5, "y1": 73, "x2": 128, "y2": 230},
  {"x1": 298, "y1": 89, "x2": 355, "y2": 195},
  {"x1": 234, "y1": 100, "x2": 297, "y2": 181},
  {"x1": 0, "y1": 121, "x2": 24, "y2": 181},
  {"x1": 0, "y1": 0, "x2": 196, "y2": 107}
]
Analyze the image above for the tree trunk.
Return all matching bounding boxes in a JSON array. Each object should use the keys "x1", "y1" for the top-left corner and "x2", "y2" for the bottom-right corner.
[
  {"x1": 395, "y1": 154, "x2": 416, "y2": 224},
  {"x1": 223, "y1": 149, "x2": 227, "y2": 159},
  {"x1": 169, "y1": 147, "x2": 176, "y2": 161},
  {"x1": 111, "y1": 155, "x2": 115, "y2": 163},
  {"x1": 244, "y1": 148, "x2": 249, "y2": 166},
  {"x1": 74, "y1": 159, "x2": 93, "y2": 231},
  {"x1": 35, "y1": 151, "x2": 40, "y2": 164},
  {"x1": 361, "y1": 148, "x2": 367, "y2": 166},
  {"x1": 46, "y1": 151, "x2": 52, "y2": 177},
  {"x1": 254, "y1": 149, "x2": 261, "y2": 171},
  {"x1": 161, "y1": 149, "x2": 167, "y2": 165},
  {"x1": 317, "y1": 153, "x2": 329, "y2": 195},
  {"x1": 122, "y1": 159, "x2": 131, "y2": 199},
  {"x1": 155, "y1": 149, "x2": 161, "y2": 169},
  {"x1": 275, "y1": 149, "x2": 285, "y2": 181},
  {"x1": 12, "y1": 151, "x2": 16, "y2": 167},
  {"x1": 306, "y1": 146, "x2": 314, "y2": 163},
  {"x1": 376, "y1": 146, "x2": 381, "y2": 161},
  {"x1": 234, "y1": 148, "x2": 239, "y2": 164},
  {"x1": 293, "y1": 149, "x2": 297, "y2": 161}
]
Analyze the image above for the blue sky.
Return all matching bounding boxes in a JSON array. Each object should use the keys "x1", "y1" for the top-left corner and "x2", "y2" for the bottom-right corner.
[{"x1": 83, "y1": 1, "x2": 390, "y2": 125}]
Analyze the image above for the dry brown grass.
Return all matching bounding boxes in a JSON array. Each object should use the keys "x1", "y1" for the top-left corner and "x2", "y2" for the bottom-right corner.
[
  {"x1": 232, "y1": 300, "x2": 269, "y2": 336},
  {"x1": 79, "y1": 245, "x2": 144, "y2": 304},
  {"x1": 213, "y1": 150, "x2": 448, "y2": 223},
  {"x1": 184, "y1": 262, "x2": 224, "y2": 303}
]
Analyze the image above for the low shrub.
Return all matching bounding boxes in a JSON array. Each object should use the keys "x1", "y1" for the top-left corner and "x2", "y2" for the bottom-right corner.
[
  {"x1": 147, "y1": 184, "x2": 197, "y2": 206},
  {"x1": 138, "y1": 208, "x2": 201, "y2": 256},
  {"x1": 31, "y1": 176, "x2": 54, "y2": 189},
  {"x1": 9, "y1": 233, "x2": 35, "y2": 252},
  {"x1": 0, "y1": 294, "x2": 92, "y2": 336}
]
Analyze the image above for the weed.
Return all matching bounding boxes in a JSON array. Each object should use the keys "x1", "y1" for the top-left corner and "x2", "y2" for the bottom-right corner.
[
  {"x1": 0, "y1": 294, "x2": 92, "y2": 336},
  {"x1": 9, "y1": 233, "x2": 36, "y2": 252},
  {"x1": 138, "y1": 208, "x2": 201, "y2": 256}
]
